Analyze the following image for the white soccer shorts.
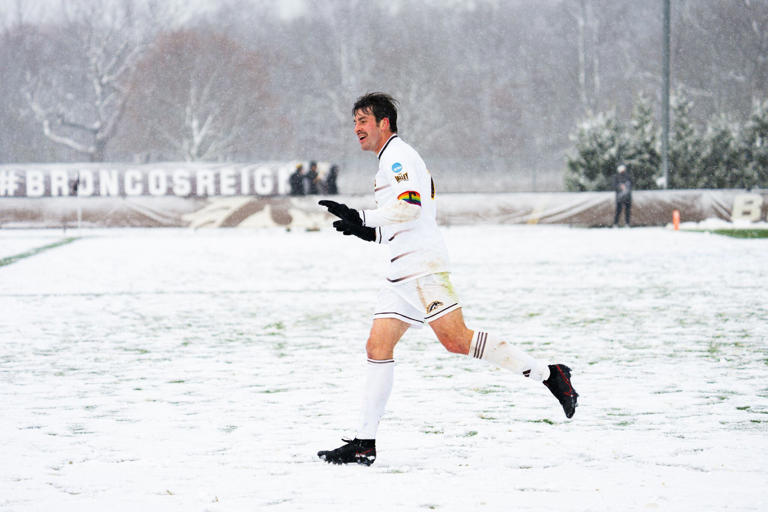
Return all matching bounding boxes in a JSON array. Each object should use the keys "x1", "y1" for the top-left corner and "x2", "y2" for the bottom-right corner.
[{"x1": 373, "y1": 272, "x2": 461, "y2": 328}]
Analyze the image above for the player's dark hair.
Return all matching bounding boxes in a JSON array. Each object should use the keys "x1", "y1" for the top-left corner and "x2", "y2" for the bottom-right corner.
[{"x1": 353, "y1": 92, "x2": 398, "y2": 133}]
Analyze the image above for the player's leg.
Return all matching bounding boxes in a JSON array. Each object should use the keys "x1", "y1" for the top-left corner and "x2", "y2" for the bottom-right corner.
[
  {"x1": 430, "y1": 308, "x2": 548, "y2": 379},
  {"x1": 318, "y1": 318, "x2": 408, "y2": 465},
  {"x1": 414, "y1": 274, "x2": 539, "y2": 374},
  {"x1": 421, "y1": 272, "x2": 550, "y2": 381},
  {"x1": 417, "y1": 274, "x2": 549, "y2": 379},
  {"x1": 429, "y1": 309, "x2": 578, "y2": 418},
  {"x1": 357, "y1": 317, "x2": 409, "y2": 442},
  {"x1": 357, "y1": 285, "x2": 426, "y2": 443},
  {"x1": 319, "y1": 289, "x2": 417, "y2": 466},
  {"x1": 464, "y1": 318, "x2": 580, "y2": 418}
]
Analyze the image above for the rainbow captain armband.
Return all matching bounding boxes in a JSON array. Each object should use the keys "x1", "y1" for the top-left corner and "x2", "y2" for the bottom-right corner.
[{"x1": 397, "y1": 191, "x2": 422, "y2": 206}]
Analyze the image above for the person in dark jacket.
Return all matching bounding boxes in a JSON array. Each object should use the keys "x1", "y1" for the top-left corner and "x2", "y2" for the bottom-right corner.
[
  {"x1": 613, "y1": 164, "x2": 632, "y2": 227},
  {"x1": 325, "y1": 164, "x2": 339, "y2": 195},
  {"x1": 289, "y1": 163, "x2": 305, "y2": 196},
  {"x1": 306, "y1": 161, "x2": 320, "y2": 195}
]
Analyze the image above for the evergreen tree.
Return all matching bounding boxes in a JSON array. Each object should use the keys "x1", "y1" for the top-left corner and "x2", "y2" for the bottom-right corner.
[
  {"x1": 740, "y1": 98, "x2": 768, "y2": 189},
  {"x1": 624, "y1": 94, "x2": 661, "y2": 189},
  {"x1": 697, "y1": 115, "x2": 741, "y2": 188},
  {"x1": 566, "y1": 94, "x2": 767, "y2": 191},
  {"x1": 668, "y1": 91, "x2": 702, "y2": 189},
  {"x1": 565, "y1": 110, "x2": 628, "y2": 191}
]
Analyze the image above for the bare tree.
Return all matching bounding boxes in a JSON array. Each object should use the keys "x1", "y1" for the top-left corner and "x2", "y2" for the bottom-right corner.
[
  {"x1": 122, "y1": 29, "x2": 272, "y2": 162},
  {"x1": 675, "y1": 0, "x2": 768, "y2": 119},
  {"x1": 22, "y1": 0, "x2": 155, "y2": 161},
  {"x1": 563, "y1": 0, "x2": 603, "y2": 114},
  {"x1": 290, "y1": 0, "x2": 385, "y2": 161},
  {"x1": 0, "y1": 3, "x2": 59, "y2": 162}
]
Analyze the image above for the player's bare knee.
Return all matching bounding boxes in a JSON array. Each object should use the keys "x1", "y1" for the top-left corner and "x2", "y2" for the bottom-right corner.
[
  {"x1": 366, "y1": 337, "x2": 391, "y2": 360},
  {"x1": 365, "y1": 337, "x2": 378, "y2": 358}
]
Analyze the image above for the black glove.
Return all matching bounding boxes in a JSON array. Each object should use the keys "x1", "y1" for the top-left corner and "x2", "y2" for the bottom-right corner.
[
  {"x1": 320, "y1": 200, "x2": 375, "y2": 242},
  {"x1": 333, "y1": 219, "x2": 376, "y2": 242},
  {"x1": 318, "y1": 200, "x2": 363, "y2": 226}
]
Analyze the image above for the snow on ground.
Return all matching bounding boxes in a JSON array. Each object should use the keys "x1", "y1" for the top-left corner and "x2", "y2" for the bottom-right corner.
[{"x1": 1, "y1": 225, "x2": 767, "y2": 511}]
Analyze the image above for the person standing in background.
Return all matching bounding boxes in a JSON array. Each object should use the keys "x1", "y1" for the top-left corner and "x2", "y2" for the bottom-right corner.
[
  {"x1": 613, "y1": 164, "x2": 632, "y2": 227},
  {"x1": 326, "y1": 164, "x2": 339, "y2": 195},
  {"x1": 306, "y1": 161, "x2": 320, "y2": 195},
  {"x1": 289, "y1": 163, "x2": 305, "y2": 196}
]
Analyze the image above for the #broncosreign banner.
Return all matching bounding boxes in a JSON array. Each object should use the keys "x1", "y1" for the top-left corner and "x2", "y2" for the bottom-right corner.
[{"x1": 0, "y1": 163, "x2": 297, "y2": 198}]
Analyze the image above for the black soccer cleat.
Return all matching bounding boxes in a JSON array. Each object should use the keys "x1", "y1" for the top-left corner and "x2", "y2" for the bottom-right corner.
[
  {"x1": 318, "y1": 438, "x2": 376, "y2": 466},
  {"x1": 543, "y1": 364, "x2": 578, "y2": 418}
]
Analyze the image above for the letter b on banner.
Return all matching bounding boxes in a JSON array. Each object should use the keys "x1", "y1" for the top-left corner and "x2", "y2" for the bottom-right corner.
[
  {"x1": 732, "y1": 194, "x2": 763, "y2": 222},
  {"x1": 26, "y1": 171, "x2": 45, "y2": 197}
]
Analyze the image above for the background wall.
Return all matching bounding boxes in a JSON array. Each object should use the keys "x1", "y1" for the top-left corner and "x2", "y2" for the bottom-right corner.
[{"x1": 2, "y1": 187, "x2": 766, "y2": 229}]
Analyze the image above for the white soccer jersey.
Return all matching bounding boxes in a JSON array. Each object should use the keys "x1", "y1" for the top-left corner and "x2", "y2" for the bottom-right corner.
[{"x1": 361, "y1": 134, "x2": 450, "y2": 283}]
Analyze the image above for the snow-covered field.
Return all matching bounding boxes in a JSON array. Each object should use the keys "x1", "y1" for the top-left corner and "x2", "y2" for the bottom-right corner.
[{"x1": 1, "y1": 225, "x2": 767, "y2": 511}]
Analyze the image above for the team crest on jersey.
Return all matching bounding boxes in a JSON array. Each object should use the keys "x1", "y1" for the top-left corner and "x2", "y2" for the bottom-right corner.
[
  {"x1": 427, "y1": 301, "x2": 444, "y2": 313},
  {"x1": 391, "y1": 162, "x2": 403, "y2": 173},
  {"x1": 394, "y1": 172, "x2": 409, "y2": 183}
]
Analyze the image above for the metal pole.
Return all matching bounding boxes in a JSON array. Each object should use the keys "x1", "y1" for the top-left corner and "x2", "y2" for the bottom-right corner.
[{"x1": 661, "y1": 0, "x2": 671, "y2": 188}]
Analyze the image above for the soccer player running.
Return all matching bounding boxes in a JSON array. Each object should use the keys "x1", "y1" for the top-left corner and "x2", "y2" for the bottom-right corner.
[{"x1": 317, "y1": 92, "x2": 578, "y2": 466}]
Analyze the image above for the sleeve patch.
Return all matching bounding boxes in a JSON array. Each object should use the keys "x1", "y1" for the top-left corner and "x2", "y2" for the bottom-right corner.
[{"x1": 397, "y1": 191, "x2": 421, "y2": 206}]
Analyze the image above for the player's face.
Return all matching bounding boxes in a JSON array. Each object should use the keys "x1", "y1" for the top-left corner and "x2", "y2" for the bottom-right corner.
[{"x1": 354, "y1": 109, "x2": 388, "y2": 153}]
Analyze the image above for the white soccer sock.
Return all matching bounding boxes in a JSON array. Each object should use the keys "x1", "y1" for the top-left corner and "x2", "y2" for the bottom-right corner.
[
  {"x1": 356, "y1": 358, "x2": 394, "y2": 439},
  {"x1": 469, "y1": 331, "x2": 550, "y2": 381}
]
